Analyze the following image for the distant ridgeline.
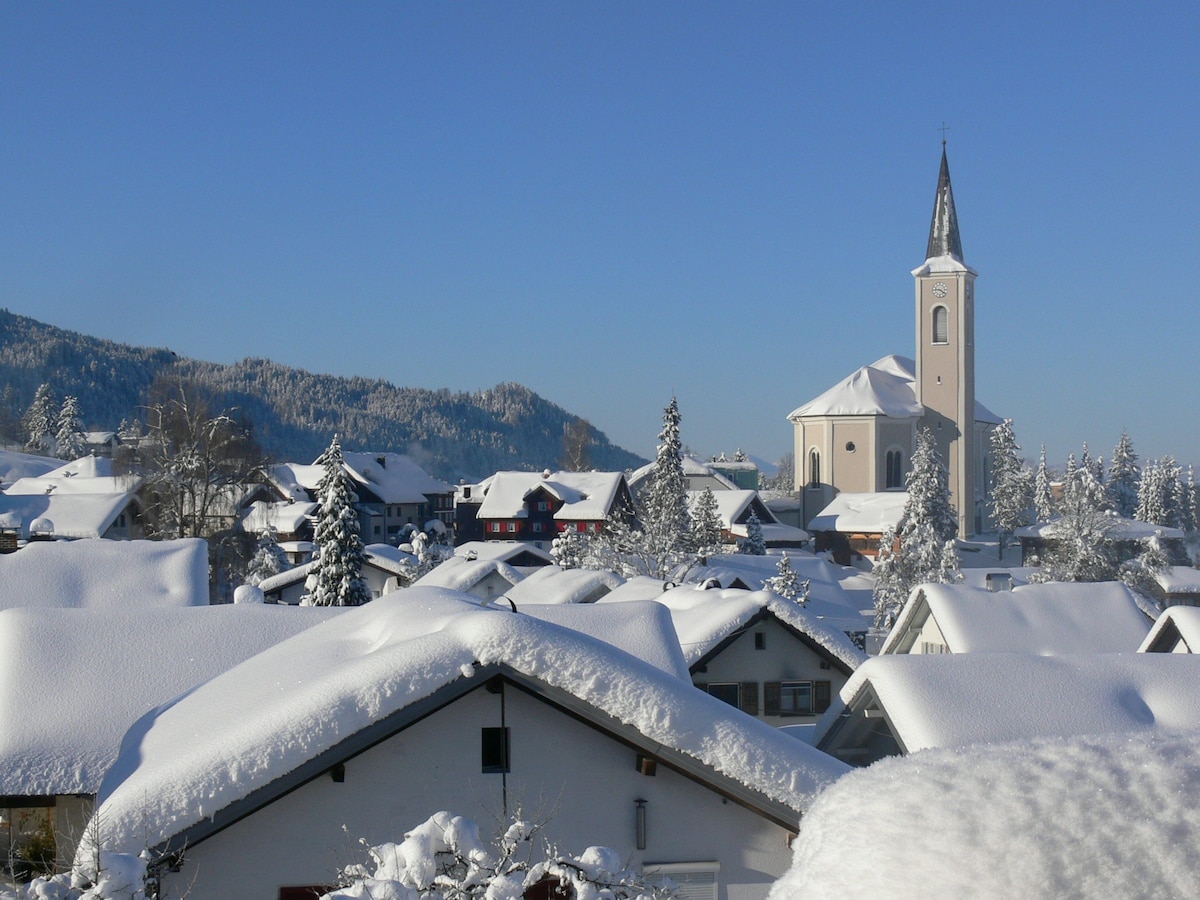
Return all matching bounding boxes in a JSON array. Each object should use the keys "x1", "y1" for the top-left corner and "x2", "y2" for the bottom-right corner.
[{"x1": 0, "y1": 309, "x2": 645, "y2": 481}]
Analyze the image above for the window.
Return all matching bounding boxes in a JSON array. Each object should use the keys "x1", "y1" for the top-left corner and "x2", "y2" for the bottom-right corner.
[
  {"x1": 481, "y1": 727, "x2": 510, "y2": 773},
  {"x1": 764, "y1": 680, "x2": 832, "y2": 716},
  {"x1": 532, "y1": 522, "x2": 543, "y2": 533},
  {"x1": 699, "y1": 682, "x2": 758, "y2": 715},
  {"x1": 754, "y1": 632, "x2": 766, "y2": 650},
  {"x1": 932, "y1": 305, "x2": 949, "y2": 344},
  {"x1": 536, "y1": 501, "x2": 550, "y2": 512},
  {"x1": 886, "y1": 449, "x2": 904, "y2": 489},
  {"x1": 643, "y1": 864, "x2": 719, "y2": 900},
  {"x1": 506, "y1": 522, "x2": 517, "y2": 533},
  {"x1": 808, "y1": 449, "x2": 821, "y2": 489}
]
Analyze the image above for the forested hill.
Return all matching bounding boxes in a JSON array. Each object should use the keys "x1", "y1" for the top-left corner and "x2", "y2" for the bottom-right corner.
[{"x1": 0, "y1": 309, "x2": 646, "y2": 481}]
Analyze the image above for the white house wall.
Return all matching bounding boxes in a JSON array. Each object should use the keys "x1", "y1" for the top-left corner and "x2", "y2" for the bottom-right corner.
[
  {"x1": 693, "y1": 618, "x2": 849, "y2": 726},
  {"x1": 160, "y1": 683, "x2": 794, "y2": 900}
]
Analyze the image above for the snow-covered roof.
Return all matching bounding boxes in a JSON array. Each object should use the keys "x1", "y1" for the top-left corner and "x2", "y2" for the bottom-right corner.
[
  {"x1": 504, "y1": 564, "x2": 624, "y2": 606},
  {"x1": 607, "y1": 582, "x2": 866, "y2": 672},
  {"x1": 0, "y1": 448, "x2": 61, "y2": 485},
  {"x1": 89, "y1": 590, "x2": 849, "y2": 857},
  {"x1": 789, "y1": 356, "x2": 924, "y2": 420},
  {"x1": 340, "y1": 452, "x2": 455, "y2": 503},
  {"x1": 818, "y1": 653, "x2": 1200, "y2": 752},
  {"x1": 1015, "y1": 515, "x2": 1185, "y2": 541},
  {"x1": 265, "y1": 462, "x2": 324, "y2": 501},
  {"x1": 807, "y1": 491, "x2": 908, "y2": 533},
  {"x1": 788, "y1": 354, "x2": 1002, "y2": 425},
  {"x1": 628, "y1": 455, "x2": 741, "y2": 492},
  {"x1": 0, "y1": 605, "x2": 345, "y2": 796},
  {"x1": 0, "y1": 455, "x2": 144, "y2": 539},
  {"x1": 0, "y1": 538, "x2": 209, "y2": 610},
  {"x1": 257, "y1": 544, "x2": 417, "y2": 593},
  {"x1": 1157, "y1": 565, "x2": 1200, "y2": 595},
  {"x1": 514, "y1": 599, "x2": 691, "y2": 680},
  {"x1": 775, "y1": 729, "x2": 1200, "y2": 900},
  {"x1": 413, "y1": 555, "x2": 524, "y2": 593},
  {"x1": 1139, "y1": 605, "x2": 1200, "y2": 653},
  {"x1": 238, "y1": 499, "x2": 318, "y2": 535},
  {"x1": 454, "y1": 540, "x2": 556, "y2": 565},
  {"x1": 473, "y1": 471, "x2": 626, "y2": 521},
  {"x1": 881, "y1": 581, "x2": 1152, "y2": 655}
]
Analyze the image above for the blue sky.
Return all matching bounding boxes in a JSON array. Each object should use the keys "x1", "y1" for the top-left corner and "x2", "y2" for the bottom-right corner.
[{"x1": 2, "y1": 3, "x2": 1197, "y2": 468}]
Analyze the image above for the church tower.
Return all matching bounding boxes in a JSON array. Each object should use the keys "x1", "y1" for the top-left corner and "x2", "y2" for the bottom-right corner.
[{"x1": 912, "y1": 145, "x2": 978, "y2": 537}]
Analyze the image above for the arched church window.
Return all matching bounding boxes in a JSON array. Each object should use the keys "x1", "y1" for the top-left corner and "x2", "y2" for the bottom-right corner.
[
  {"x1": 886, "y1": 449, "x2": 904, "y2": 489},
  {"x1": 932, "y1": 306, "x2": 949, "y2": 345},
  {"x1": 808, "y1": 449, "x2": 821, "y2": 489}
]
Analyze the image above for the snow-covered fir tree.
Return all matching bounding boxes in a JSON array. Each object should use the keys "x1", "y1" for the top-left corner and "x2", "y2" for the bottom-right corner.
[
  {"x1": 550, "y1": 525, "x2": 588, "y2": 569},
  {"x1": 246, "y1": 526, "x2": 290, "y2": 586},
  {"x1": 1107, "y1": 430, "x2": 1140, "y2": 518},
  {"x1": 690, "y1": 487, "x2": 724, "y2": 561},
  {"x1": 872, "y1": 428, "x2": 960, "y2": 630},
  {"x1": 1136, "y1": 457, "x2": 1184, "y2": 529},
  {"x1": 1079, "y1": 442, "x2": 1103, "y2": 484},
  {"x1": 1034, "y1": 466, "x2": 1118, "y2": 583},
  {"x1": 988, "y1": 419, "x2": 1033, "y2": 554},
  {"x1": 22, "y1": 382, "x2": 56, "y2": 455},
  {"x1": 740, "y1": 512, "x2": 766, "y2": 555},
  {"x1": 764, "y1": 552, "x2": 809, "y2": 605},
  {"x1": 1183, "y1": 466, "x2": 1198, "y2": 534},
  {"x1": 635, "y1": 397, "x2": 693, "y2": 577},
  {"x1": 309, "y1": 435, "x2": 370, "y2": 607},
  {"x1": 1034, "y1": 444, "x2": 1055, "y2": 524},
  {"x1": 55, "y1": 395, "x2": 86, "y2": 460}
]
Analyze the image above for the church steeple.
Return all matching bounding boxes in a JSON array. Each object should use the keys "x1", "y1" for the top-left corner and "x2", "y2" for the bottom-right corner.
[{"x1": 925, "y1": 144, "x2": 963, "y2": 261}]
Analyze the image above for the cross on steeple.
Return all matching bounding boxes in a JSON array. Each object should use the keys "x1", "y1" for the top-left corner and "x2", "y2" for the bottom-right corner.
[{"x1": 939, "y1": 122, "x2": 950, "y2": 146}]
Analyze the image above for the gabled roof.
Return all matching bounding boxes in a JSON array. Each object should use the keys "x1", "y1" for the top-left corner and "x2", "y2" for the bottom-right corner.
[
  {"x1": 628, "y1": 455, "x2": 741, "y2": 493},
  {"x1": 504, "y1": 564, "x2": 624, "y2": 606},
  {"x1": 641, "y1": 584, "x2": 866, "y2": 673},
  {"x1": 454, "y1": 540, "x2": 555, "y2": 566},
  {"x1": 267, "y1": 454, "x2": 453, "y2": 506},
  {"x1": 881, "y1": 581, "x2": 1152, "y2": 655},
  {"x1": 0, "y1": 605, "x2": 345, "y2": 795},
  {"x1": 0, "y1": 454, "x2": 144, "y2": 539},
  {"x1": 412, "y1": 555, "x2": 524, "y2": 593},
  {"x1": 257, "y1": 543, "x2": 417, "y2": 594},
  {"x1": 0, "y1": 538, "x2": 209, "y2": 610},
  {"x1": 88, "y1": 590, "x2": 849, "y2": 858},
  {"x1": 0, "y1": 448, "x2": 61, "y2": 486},
  {"x1": 807, "y1": 491, "x2": 908, "y2": 534},
  {"x1": 1139, "y1": 605, "x2": 1200, "y2": 653},
  {"x1": 473, "y1": 471, "x2": 626, "y2": 521},
  {"x1": 239, "y1": 499, "x2": 318, "y2": 536},
  {"x1": 817, "y1": 653, "x2": 1200, "y2": 755},
  {"x1": 1015, "y1": 516, "x2": 1185, "y2": 541}
]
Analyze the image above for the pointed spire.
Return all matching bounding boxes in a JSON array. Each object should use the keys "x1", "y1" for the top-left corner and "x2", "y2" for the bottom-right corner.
[{"x1": 925, "y1": 144, "x2": 964, "y2": 262}]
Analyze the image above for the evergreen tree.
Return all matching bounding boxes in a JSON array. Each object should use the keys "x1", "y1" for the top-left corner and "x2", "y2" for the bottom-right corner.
[
  {"x1": 550, "y1": 524, "x2": 588, "y2": 569},
  {"x1": 740, "y1": 512, "x2": 766, "y2": 555},
  {"x1": 1035, "y1": 466, "x2": 1118, "y2": 583},
  {"x1": 764, "y1": 552, "x2": 809, "y2": 604},
  {"x1": 1136, "y1": 458, "x2": 1182, "y2": 528},
  {"x1": 309, "y1": 435, "x2": 370, "y2": 606},
  {"x1": 1184, "y1": 466, "x2": 1197, "y2": 534},
  {"x1": 22, "y1": 382, "x2": 56, "y2": 455},
  {"x1": 55, "y1": 395, "x2": 86, "y2": 460},
  {"x1": 1107, "y1": 430, "x2": 1140, "y2": 518},
  {"x1": 0, "y1": 384, "x2": 21, "y2": 444},
  {"x1": 690, "y1": 487, "x2": 723, "y2": 560},
  {"x1": 988, "y1": 419, "x2": 1032, "y2": 555},
  {"x1": 1034, "y1": 444, "x2": 1055, "y2": 524},
  {"x1": 872, "y1": 429, "x2": 960, "y2": 630},
  {"x1": 246, "y1": 526, "x2": 290, "y2": 586},
  {"x1": 638, "y1": 397, "x2": 693, "y2": 577}
]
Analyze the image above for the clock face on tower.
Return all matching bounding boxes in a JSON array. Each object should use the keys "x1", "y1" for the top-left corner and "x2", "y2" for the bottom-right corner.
[{"x1": 932, "y1": 282, "x2": 948, "y2": 299}]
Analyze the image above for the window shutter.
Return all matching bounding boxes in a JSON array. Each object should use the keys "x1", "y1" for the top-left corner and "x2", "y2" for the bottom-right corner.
[
  {"x1": 814, "y1": 681, "x2": 832, "y2": 714},
  {"x1": 764, "y1": 682, "x2": 782, "y2": 717},
  {"x1": 739, "y1": 682, "x2": 759, "y2": 716}
]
